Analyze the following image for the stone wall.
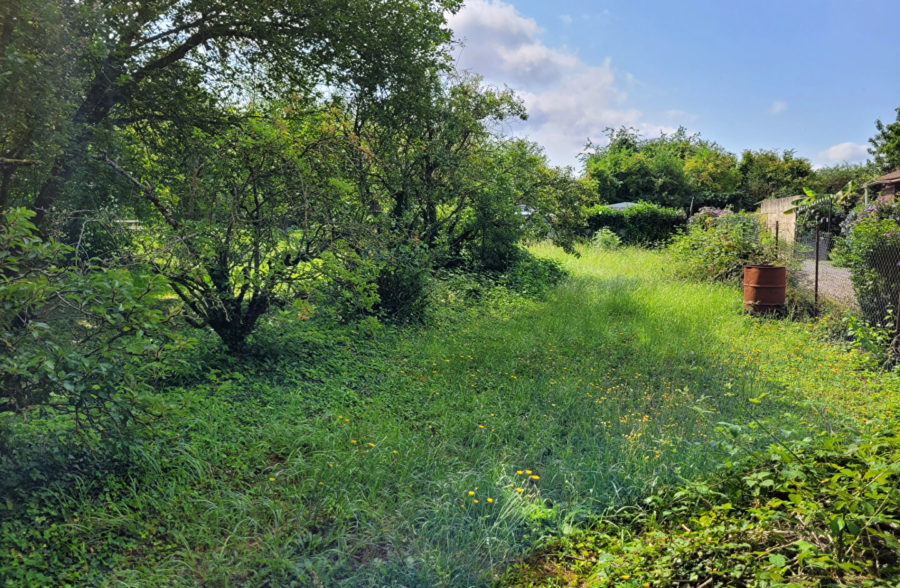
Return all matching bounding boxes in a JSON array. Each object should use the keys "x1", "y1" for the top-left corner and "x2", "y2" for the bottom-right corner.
[{"x1": 758, "y1": 195, "x2": 798, "y2": 243}]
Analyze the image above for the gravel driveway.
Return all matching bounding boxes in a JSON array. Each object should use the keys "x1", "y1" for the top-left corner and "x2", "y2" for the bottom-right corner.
[{"x1": 797, "y1": 259, "x2": 858, "y2": 309}]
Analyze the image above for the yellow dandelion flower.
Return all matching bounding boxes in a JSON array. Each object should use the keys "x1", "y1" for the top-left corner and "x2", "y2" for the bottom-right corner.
[
  {"x1": 350, "y1": 439, "x2": 357, "y2": 444},
  {"x1": 468, "y1": 490, "x2": 475, "y2": 496},
  {"x1": 392, "y1": 450, "x2": 398, "y2": 454},
  {"x1": 525, "y1": 470, "x2": 532, "y2": 474},
  {"x1": 473, "y1": 499, "x2": 479, "y2": 504},
  {"x1": 368, "y1": 443, "x2": 375, "y2": 447},
  {"x1": 516, "y1": 470, "x2": 523, "y2": 475},
  {"x1": 268, "y1": 477, "x2": 275, "y2": 482},
  {"x1": 487, "y1": 498, "x2": 493, "y2": 503},
  {"x1": 530, "y1": 475, "x2": 540, "y2": 480},
  {"x1": 516, "y1": 487, "x2": 524, "y2": 493}
]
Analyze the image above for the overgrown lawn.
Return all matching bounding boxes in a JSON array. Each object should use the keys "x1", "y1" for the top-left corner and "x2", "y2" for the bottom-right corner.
[{"x1": 2, "y1": 247, "x2": 896, "y2": 586}]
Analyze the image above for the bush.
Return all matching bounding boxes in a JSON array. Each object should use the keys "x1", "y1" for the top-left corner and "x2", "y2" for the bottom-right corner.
[
  {"x1": 838, "y1": 197, "x2": 900, "y2": 324},
  {"x1": 374, "y1": 237, "x2": 432, "y2": 322},
  {"x1": 591, "y1": 227, "x2": 621, "y2": 250},
  {"x1": 669, "y1": 210, "x2": 796, "y2": 283},
  {"x1": 1, "y1": 208, "x2": 190, "y2": 455},
  {"x1": 585, "y1": 201, "x2": 685, "y2": 245}
]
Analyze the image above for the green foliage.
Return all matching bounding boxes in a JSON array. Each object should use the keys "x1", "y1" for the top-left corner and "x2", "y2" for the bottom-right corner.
[
  {"x1": 869, "y1": 107, "x2": 900, "y2": 172},
  {"x1": 500, "y1": 417, "x2": 900, "y2": 587},
  {"x1": 122, "y1": 105, "x2": 363, "y2": 351},
  {"x1": 374, "y1": 236, "x2": 432, "y2": 322},
  {"x1": 838, "y1": 198, "x2": 900, "y2": 324},
  {"x1": 585, "y1": 202, "x2": 686, "y2": 246},
  {"x1": 807, "y1": 162, "x2": 880, "y2": 195},
  {"x1": 584, "y1": 127, "x2": 694, "y2": 209},
  {"x1": 669, "y1": 210, "x2": 794, "y2": 282},
  {"x1": 1, "y1": 247, "x2": 896, "y2": 585},
  {"x1": 590, "y1": 228, "x2": 621, "y2": 250},
  {"x1": 0, "y1": 208, "x2": 189, "y2": 447},
  {"x1": 739, "y1": 148, "x2": 813, "y2": 203}
]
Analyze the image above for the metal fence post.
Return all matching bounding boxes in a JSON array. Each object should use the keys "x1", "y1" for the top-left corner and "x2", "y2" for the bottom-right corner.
[{"x1": 814, "y1": 223, "x2": 820, "y2": 318}]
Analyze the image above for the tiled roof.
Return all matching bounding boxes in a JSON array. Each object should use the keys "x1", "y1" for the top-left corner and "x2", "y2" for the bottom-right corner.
[{"x1": 875, "y1": 169, "x2": 900, "y2": 183}]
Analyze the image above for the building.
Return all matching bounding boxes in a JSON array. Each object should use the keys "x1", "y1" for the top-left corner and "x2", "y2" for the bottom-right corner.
[{"x1": 869, "y1": 169, "x2": 900, "y2": 199}]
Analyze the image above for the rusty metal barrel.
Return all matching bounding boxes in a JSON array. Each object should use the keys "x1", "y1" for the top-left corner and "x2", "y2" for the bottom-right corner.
[{"x1": 743, "y1": 265, "x2": 786, "y2": 313}]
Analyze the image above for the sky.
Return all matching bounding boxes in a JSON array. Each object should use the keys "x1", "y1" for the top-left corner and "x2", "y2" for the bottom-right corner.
[{"x1": 446, "y1": 0, "x2": 900, "y2": 169}]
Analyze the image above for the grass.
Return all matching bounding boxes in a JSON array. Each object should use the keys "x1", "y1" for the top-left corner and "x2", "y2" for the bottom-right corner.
[{"x1": 2, "y1": 246, "x2": 898, "y2": 586}]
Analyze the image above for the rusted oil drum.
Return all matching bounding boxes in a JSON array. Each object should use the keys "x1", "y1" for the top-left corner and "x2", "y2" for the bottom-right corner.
[{"x1": 743, "y1": 265, "x2": 786, "y2": 313}]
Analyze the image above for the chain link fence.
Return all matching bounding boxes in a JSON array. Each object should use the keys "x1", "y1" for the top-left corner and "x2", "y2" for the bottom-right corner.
[{"x1": 794, "y1": 224, "x2": 900, "y2": 333}]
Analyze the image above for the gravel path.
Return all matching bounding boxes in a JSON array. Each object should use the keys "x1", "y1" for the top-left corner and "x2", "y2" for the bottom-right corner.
[{"x1": 798, "y1": 259, "x2": 858, "y2": 308}]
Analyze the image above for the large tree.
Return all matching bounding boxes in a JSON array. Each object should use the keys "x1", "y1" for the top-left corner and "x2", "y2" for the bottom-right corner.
[
  {"x1": 1, "y1": 0, "x2": 459, "y2": 225},
  {"x1": 738, "y1": 149, "x2": 812, "y2": 203},
  {"x1": 869, "y1": 107, "x2": 900, "y2": 173}
]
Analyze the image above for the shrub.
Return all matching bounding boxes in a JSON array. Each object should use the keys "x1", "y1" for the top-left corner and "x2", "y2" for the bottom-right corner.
[
  {"x1": 585, "y1": 201, "x2": 685, "y2": 245},
  {"x1": 374, "y1": 237, "x2": 432, "y2": 322},
  {"x1": 591, "y1": 227, "x2": 621, "y2": 250},
  {"x1": 669, "y1": 210, "x2": 796, "y2": 283},
  {"x1": 0, "y1": 208, "x2": 190, "y2": 450},
  {"x1": 838, "y1": 197, "x2": 900, "y2": 324}
]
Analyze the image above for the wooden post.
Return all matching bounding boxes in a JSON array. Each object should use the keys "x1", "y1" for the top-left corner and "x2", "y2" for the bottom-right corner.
[{"x1": 775, "y1": 220, "x2": 779, "y2": 258}]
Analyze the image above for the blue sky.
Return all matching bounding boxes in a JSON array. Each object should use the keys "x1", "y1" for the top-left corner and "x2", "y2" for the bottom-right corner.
[{"x1": 447, "y1": 0, "x2": 900, "y2": 169}]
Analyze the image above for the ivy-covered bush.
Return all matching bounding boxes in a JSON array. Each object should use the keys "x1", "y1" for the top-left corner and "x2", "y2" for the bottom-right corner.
[
  {"x1": 838, "y1": 197, "x2": 900, "y2": 324},
  {"x1": 584, "y1": 201, "x2": 685, "y2": 246},
  {"x1": 669, "y1": 209, "x2": 795, "y2": 283}
]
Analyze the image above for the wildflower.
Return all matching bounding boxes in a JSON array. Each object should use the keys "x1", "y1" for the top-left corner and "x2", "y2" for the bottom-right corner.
[
  {"x1": 473, "y1": 499, "x2": 479, "y2": 504},
  {"x1": 530, "y1": 475, "x2": 540, "y2": 480},
  {"x1": 525, "y1": 470, "x2": 532, "y2": 474},
  {"x1": 516, "y1": 488, "x2": 524, "y2": 493},
  {"x1": 392, "y1": 450, "x2": 398, "y2": 454},
  {"x1": 468, "y1": 490, "x2": 475, "y2": 496},
  {"x1": 487, "y1": 498, "x2": 493, "y2": 503},
  {"x1": 269, "y1": 477, "x2": 275, "y2": 482},
  {"x1": 351, "y1": 439, "x2": 357, "y2": 444},
  {"x1": 516, "y1": 470, "x2": 523, "y2": 475},
  {"x1": 368, "y1": 443, "x2": 375, "y2": 447}
]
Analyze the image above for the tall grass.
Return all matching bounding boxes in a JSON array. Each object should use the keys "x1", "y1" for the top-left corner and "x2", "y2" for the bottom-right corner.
[{"x1": 2, "y1": 246, "x2": 895, "y2": 586}]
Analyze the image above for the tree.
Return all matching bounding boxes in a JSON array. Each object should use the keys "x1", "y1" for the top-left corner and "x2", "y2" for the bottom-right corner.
[
  {"x1": 807, "y1": 162, "x2": 878, "y2": 195},
  {"x1": 109, "y1": 105, "x2": 364, "y2": 351},
  {"x1": 869, "y1": 107, "x2": 900, "y2": 173},
  {"x1": 738, "y1": 149, "x2": 812, "y2": 203},
  {"x1": 684, "y1": 146, "x2": 741, "y2": 193},
  {"x1": 583, "y1": 127, "x2": 694, "y2": 209},
  {"x1": 3, "y1": 0, "x2": 459, "y2": 226}
]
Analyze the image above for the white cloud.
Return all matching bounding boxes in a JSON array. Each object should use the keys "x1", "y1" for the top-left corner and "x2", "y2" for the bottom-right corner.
[
  {"x1": 447, "y1": 0, "x2": 669, "y2": 166},
  {"x1": 769, "y1": 100, "x2": 788, "y2": 115},
  {"x1": 820, "y1": 142, "x2": 870, "y2": 163},
  {"x1": 559, "y1": 14, "x2": 573, "y2": 25},
  {"x1": 447, "y1": 0, "x2": 574, "y2": 86}
]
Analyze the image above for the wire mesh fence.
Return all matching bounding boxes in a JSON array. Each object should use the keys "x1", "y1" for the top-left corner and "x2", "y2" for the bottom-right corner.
[{"x1": 793, "y1": 223, "x2": 900, "y2": 334}]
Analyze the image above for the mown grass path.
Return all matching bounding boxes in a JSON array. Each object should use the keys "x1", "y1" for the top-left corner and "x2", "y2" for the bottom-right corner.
[{"x1": 3, "y1": 247, "x2": 897, "y2": 586}]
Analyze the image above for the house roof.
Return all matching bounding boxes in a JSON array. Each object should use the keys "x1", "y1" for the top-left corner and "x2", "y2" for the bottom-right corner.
[
  {"x1": 608, "y1": 201, "x2": 638, "y2": 210},
  {"x1": 874, "y1": 169, "x2": 900, "y2": 184}
]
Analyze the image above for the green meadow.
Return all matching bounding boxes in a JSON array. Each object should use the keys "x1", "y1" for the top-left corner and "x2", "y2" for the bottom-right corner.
[{"x1": 3, "y1": 246, "x2": 895, "y2": 586}]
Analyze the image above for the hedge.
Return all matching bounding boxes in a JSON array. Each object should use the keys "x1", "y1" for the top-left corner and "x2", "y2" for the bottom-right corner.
[{"x1": 585, "y1": 201, "x2": 686, "y2": 245}]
